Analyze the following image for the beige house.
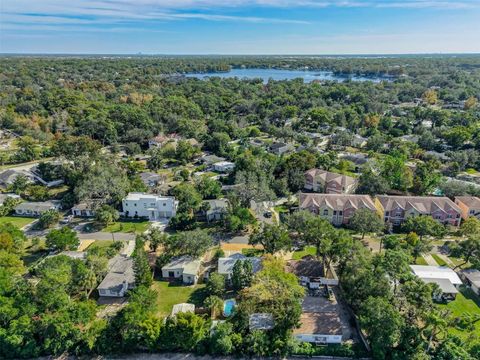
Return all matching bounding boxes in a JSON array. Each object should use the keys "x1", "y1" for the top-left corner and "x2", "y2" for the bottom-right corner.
[
  {"x1": 304, "y1": 169, "x2": 357, "y2": 194},
  {"x1": 455, "y1": 196, "x2": 480, "y2": 220},
  {"x1": 299, "y1": 193, "x2": 380, "y2": 226}
]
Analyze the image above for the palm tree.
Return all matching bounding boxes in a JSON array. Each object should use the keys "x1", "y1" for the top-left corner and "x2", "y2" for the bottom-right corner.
[{"x1": 204, "y1": 295, "x2": 223, "y2": 319}]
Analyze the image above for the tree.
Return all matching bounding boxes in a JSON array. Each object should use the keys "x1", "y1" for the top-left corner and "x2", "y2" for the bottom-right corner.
[
  {"x1": 359, "y1": 296, "x2": 404, "y2": 359},
  {"x1": 239, "y1": 256, "x2": 304, "y2": 337},
  {"x1": 451, "y1": 237, "x2": 480, "y2": 270},
  {"x1": 460, "y1": 217, "x2": 480, "y2": 237},
  {"x1": 405, "y1": 232, "x2": 433, "y2": 263},
  {"x1": 165, "y1": 229, "x2": 213, "y2": 258},
  {"x1": 380, "y1": 153, "x2": 413, "y2": 192},
  {"x1": 8, "y1": 175, "x2": 29, "y2": 195},
  {"x1": 133, "y1": 239, "x2": 152, "y2": 287},
  {"x1": 349, "y1": 209, "x2": 384, "y2": 239},
  {"x1": 209, "y1": 321, "x2": 240, "y2": 355},
  {"x1": 0, "y1": 197, "x2": 22, "y2": 217},
  {"x1": 38, "y1": 209, "x2": 61, "y2": 229},
  {"x1": 160, "y1": 312, "x2": 208, "y2": 352},
  {"x1": 45, "y1": 227, "x2": 79, "y2": 251},
  {"x1": 206, "y1": 272, "x2": 225, "y2": 297},
  {"x1": 249, "y1": 223, "x2": 291, "y2": 254},
  {"x1": 95, "y1": 204, "x2": 119, "y2": 226},
  {"x1": 402, "y1": 216, "x2": 445, "y2": 240},
  {"x1": 412, "y1": 160, "x2": 442, "y2": 195},
  {"x1": 422, "y1": 89, "x2": 438, "y2": 105},
  {"x1": 232, "y1": 259, "x2": 253, "y2": 291},
  {"x1": 195, "y1": 176, "x2": 221, "y2": 200},
  {"x1": 146, "y1": 227, "x2": 167, "y2": 253},
  {"x1": 204, "y1": 295, "x2": 223, "y2": 318}
]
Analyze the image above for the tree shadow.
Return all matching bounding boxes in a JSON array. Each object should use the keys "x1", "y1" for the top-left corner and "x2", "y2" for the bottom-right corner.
[{"x1": 188, "y1": 286, "x2": 208, "y2": 306}]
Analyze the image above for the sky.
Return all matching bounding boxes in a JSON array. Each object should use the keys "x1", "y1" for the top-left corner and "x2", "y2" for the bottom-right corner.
[{"x1": 1, "y1": 0, "x2": 480, "y2": 54}]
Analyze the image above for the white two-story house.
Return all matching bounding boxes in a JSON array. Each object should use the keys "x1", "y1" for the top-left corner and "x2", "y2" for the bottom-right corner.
[{"x1": 122, "y1": 192, "x2": 178, "y2": 221}]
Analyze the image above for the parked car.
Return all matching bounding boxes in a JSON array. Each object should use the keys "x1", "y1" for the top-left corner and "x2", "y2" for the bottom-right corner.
[
  {"x1": 60, "y1": 215, "x2": 74, "y2": 224},
  {"x1": 263, "y1": 211, "x2": 272, "y2": 218}
]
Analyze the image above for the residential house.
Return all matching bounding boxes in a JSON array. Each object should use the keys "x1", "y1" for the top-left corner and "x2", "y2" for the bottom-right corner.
[
  {"x1": 410, "y1": 265, "x2": 462, "y2": 301},
  {"x1": 71, "y1": 202, "x2": 98, "y2": 218},
  {"x1": 148, "y1": 133, "x2": 180, "y2": 149},
  {"x1": 455, "y1": 196, "x2": 480, "y2": 220},
  {"x1": 299, "y1": 193, "x2": 380, "y2": 226},
  {"x1": 460, "y1": 269, "x2": 480, "y2": 296},
  {"x1": 200, "y1": 154, "x2": 226, "y2": 166},
  {"x1": 304, "y1": 169, "x2": 357, "y2": 194},
  {"x1": 0, "y1": 193, "x2": 20, "y2": 206},
  {"x1": 14, "y1": 200, "x2": 61, "y2": 217},
  {"x1": 338, "y1": 152, "x2": 370, "y2": 172},
  {"x1": 269, "y1": 142, "x2": 294, "y2": 155},
  {"x1": 122, "y1": 192, "x2": 177, "y2": 220},
  {"x1": 0, "y1": 169, "x2": 34, "y2": 189},
  {"x1": 161, "y1": 255, "x2": 201, "y2": 285},
  {"x1": 249, "y1": 313, "x2": 275, "y2": 330},
  {"x1": 213, "y1": 161, "x2": 235, "y2": 173},
  {"x1": 351, "y1": 134, "x2": 368, "y2": 148},
  {"x1": 97, "y1": 255, "x2": 135, "y2": 298},
  {"x1": 399, "y1": 134, "x2": 419, "y2": 143},
  {"x1": 377, "y1": 196, "x2": 461, "y2": 227},
  {"x1": 286, "y1": 255, "x2": 338, "y2": 288},
  {"x1": 293, "y1": 313, "x2": 343, "y2": 344},
  {"x1": 139, "y1": 172, "x2": 163, "y2": 188},
  {"x1": 218, "y1": 253, "x2": 262, "y2": 280},
  {"x1": 199, "y1": 199, "x2": 229, "y2": 222}
]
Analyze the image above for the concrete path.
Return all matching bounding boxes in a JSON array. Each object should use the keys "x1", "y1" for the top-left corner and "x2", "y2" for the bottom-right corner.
[{"x1": 423, "y1": 254, "x2": 439, "y2": 266}]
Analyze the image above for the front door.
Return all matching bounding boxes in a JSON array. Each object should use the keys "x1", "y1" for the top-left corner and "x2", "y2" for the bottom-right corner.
[{"x1": 169, "y1": 271, "x2": 175, "y2": 277}]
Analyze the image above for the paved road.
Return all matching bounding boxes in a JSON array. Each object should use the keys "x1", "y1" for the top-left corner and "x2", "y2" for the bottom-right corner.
[{"x1": 78, "y1": 231, "x2": 136, "y2": 241}]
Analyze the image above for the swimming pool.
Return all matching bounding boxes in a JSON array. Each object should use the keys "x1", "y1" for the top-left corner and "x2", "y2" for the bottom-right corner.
[{"x1": 223, "y1": 299, "x2": 236, "y2": 317}]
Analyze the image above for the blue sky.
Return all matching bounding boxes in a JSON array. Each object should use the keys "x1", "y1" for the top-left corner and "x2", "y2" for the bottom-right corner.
[{"x1": 1, "y1": 0, "x2": 480, "y2": 54}]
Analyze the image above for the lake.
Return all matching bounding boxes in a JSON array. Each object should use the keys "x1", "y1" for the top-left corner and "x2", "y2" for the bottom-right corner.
[{"x1": 185, "y1": 68, "x2": 392, "y2": 83}]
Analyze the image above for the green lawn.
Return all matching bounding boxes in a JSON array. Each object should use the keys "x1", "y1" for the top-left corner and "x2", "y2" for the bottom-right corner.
[
  {"x1": 415, "y1": 256, "x2": 428, "y2": 265},
  {"x1": 102, "y1": 220, "x2": 150, "y2": 234},
  {"x1": 87, "y1": 240, "x2": 114, "y2": 250},
  {"x1": 438, "y1": 286, "x2": 480, "y2": 340},
  {"x1": 151, "y1": 280, "x2": 207, "y2": 317},
  {"x1": 0, "y1": 216, "x2": 35, "y2": 228},
  {"x1": 292, "y1": 246, "x2": 317, "y2": 260},
  {"x1": 431, "y1": 254, "x2": 448, "y2": 267}
]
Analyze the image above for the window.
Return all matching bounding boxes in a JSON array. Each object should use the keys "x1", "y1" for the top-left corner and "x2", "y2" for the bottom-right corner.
[
  {"x1": 323, "y1": 209, "x2": 328, "y2": 216},
  {"x1": 339, "y1": 211, "x2": 343, "y2": 216},
  {"x1": 385, "y1": 211, "x2": 390, "y2": 216},
  {"x1": 163, "y1": 203, "x2": 166, "y2": 207},
  {"x1": 134, "y1": 203, "x2": 137, "y2": 207},
  {"x1": 333, "y1": 210, "x2": 337, "y2": 216}
]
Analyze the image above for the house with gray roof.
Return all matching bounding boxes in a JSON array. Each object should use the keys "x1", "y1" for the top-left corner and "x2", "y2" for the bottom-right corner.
[
  {"x1": 97, "y1": 255, "x2": 135, "y2": 298},
  {"x1": 198, "y1": 199, "x2": 229, "y2": 222},
  {"x1": 162, "y1": 255, "x2": 201, "y2": 285},
  {"x1": 218, "y1": 253, "x2": 262, "y2": 279},
  {"x1": 14, "y1": 200, "x2": 61, "y2": 217},
  {"x1": 249, "y1": 313, "x2": 275, "y2": 330},
  {"x1": 460, "y1": 269, "x2": 480, "y2": 296},
  {"x1": 139, "y1": 172, "x2": 162, "y2": 188},
  {"x1": 0, "y1": 169, "x2": 34, "y2": 189}
]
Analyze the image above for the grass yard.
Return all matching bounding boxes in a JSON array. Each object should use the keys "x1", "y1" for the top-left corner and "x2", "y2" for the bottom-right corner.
[
  {"x1": 438, "y1": 286, "x2": 480, "y2": 341},
  {"x1": 151, "y1": 280, "x2": 207, "y2": 317},
  {"x1": 0, "y1": 216, "x2": 35, "y2": 228},
  {"x1": 292, "y1": 245, "x2": 317, "y2": 260},
  {"x1": 432, "y1": 254, "x2": 448, "y2": 267},
  {"x1": 415, "y1": 256, "x2": 428, "y2": 265},
  {"x1": 102, "y1": 220, "x2": 150, "y2": 234},
  {"x1": 87, "y1": 240, "x2": 114, "y2": 250}
]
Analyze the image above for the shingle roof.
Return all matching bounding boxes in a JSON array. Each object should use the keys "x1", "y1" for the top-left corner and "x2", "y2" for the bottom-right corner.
[
  {"x1": 218, "y1": 253, "x2": 262, "y2": 275},
  {"x1": 378, "y1": 196, "x2": 461, "y2": 213},
  {"x1": 286, "y1": 257, "x2": 324, "y2": 278},
  {"x1": 461, "y1": 269, "x2": 480, "y2": 287},
  {"x1": 14, "y1": 200, "x2": 61, "y2": 212},
  {"x1": 97, "y1": 255, "x2": 135, "y2": 293},
  {"x1": 249, "y1": 313, "x2": 275, "y2": 330},
  {"x1": 299, "y1": 193, "x2": 377, "y2": 212},
  {"x1": 456, "y1": 196, "x2": 480, "y2": 209},
  {"x1": 305, "y1": 169, "x2": 357, "y2": 189}
]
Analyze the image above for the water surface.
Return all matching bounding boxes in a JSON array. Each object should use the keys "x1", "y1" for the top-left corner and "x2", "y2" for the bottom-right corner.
[{"x1": 185, "y1": 68, "x2": 392, "y2": 83}]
